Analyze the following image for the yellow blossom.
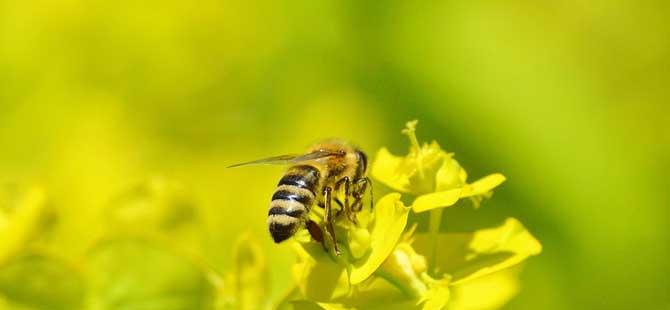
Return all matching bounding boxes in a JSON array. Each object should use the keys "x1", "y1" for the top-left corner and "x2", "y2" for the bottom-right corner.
[
  {"x1": 0, "y1": 122, "x2": 541, "y2": 310},
  {"x1": 372, "y1": 120, "x2": 505, "y2": 213},
  {"x1": 281, "y1": 121, "x2": 540, "y2": 310}
]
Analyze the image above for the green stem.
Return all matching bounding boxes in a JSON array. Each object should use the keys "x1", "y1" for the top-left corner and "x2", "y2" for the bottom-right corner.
[
  {"x1": 428, "y1": 208, "x2": 443, "y2": 277},
  {"x1": 375, "y1": 269, "x2": 426, "y2": 299}
]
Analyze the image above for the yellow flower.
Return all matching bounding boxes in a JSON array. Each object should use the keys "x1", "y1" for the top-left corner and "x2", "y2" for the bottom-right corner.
[
  {"x1": 287, "y1": 217, "x2": 541, "y2": 310},
  {"x1": 289, "y1": 193, "x2": 411, "y2": 301},
  {"x1": 372, "y1": 120, "x2": 505, "y2": 213},
  {"x1": 281, "y1": 121, "x2": 541, "y2": 310},
  {"x1": 415, "y1": 218, "x2": 542, "y2": 310}
]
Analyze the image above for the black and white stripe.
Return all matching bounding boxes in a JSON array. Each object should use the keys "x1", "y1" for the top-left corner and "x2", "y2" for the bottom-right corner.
[{"x1": 268, "y1": 165, "x2": 321, "y2": 243}]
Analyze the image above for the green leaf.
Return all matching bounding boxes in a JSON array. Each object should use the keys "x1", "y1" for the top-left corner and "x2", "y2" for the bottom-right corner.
[
  {"x1": 350, "y1": 193, "x2": 410, "y2": 284},
  {"x1": 0, "y1": 253, "x2": 85, "y2": 309},
  {"x1": 85, "y1": 238, "x2": 215, "y2": 310},
  {"x1": 414, "y1": 218, "x2": 541, "y2": 284}
]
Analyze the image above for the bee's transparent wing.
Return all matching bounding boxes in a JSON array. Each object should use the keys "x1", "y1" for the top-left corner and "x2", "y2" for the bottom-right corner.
[{"x1": 227, "y1": 150, "x2": 343, "y2": 168}]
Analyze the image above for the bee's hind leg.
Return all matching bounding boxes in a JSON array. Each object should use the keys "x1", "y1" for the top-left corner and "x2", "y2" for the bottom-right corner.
[
  {"x1": 306, "y1": 220, "x2": 327, "y2": 252},
  {"x1": 322, "y1": 186, "x2": 340, "y2": 256}
]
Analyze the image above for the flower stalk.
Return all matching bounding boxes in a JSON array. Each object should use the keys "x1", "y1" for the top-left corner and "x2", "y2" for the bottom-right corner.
[{"x1": 427, "y1": 207, "x2": 443, "y2": 277}]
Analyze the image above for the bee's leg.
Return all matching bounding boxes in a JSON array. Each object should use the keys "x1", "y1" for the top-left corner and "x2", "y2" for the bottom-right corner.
[
  {"x1": 351, "y1": 181, "x2": 365, "y2": 212},
  {"x1": 334, "y1": 198, "x2": 344, "y2": 217},
  {"x1": 336, "y1": 176, "x2": 356, "y2": 224},
  {"x1": 306, "y1": 220, "x2": 327, "y2": 252},
  {"x1": 323, "y1": 186, "x2": 340, "y2": 255},
  {"x1": 319, "y1": 199, "x2": 343, "y2": 209},
  {"x1": 351, "y1": 198, "x2": 363, "y2": 213},
  {"x1": 353, "y1": 177, "x2": 374, "y2": 211}
]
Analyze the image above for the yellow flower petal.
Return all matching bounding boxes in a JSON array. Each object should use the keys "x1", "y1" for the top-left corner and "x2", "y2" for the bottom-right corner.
[
  {"x1": 371, "y1": 144, "x2": 447, "y2": 195},
  {"x1": 293, "y1": 300, "x2": 413, "y2": 310},
  {"x1": 370, "y1": 148, "x2": 410, "y2": 193},
  {"x1": 350, "y1": 193, "x2": 410, "y2": 284},
  {"x1": 411, "y1": 188, "x2": 463, "y2": 213},
  {"x1": 291, "y1": 242, "x2": 350, "y2": 301},
  {"x1": 418, "y1": 277, "x2": 451, "y2": 310},
  {"x1": 348, "y1": 227, "x2": 371, "y2": 260},
  {"x1": 273, "y1": 286, "x2": 300, "y2": 310},
  {"x1": 288, "y1": 301, "x2": 354, "y2": 310},
  {"x1": 460, "y1": 174, "x2": 506, "y2": 198},
  {"x1": 378, "y1": 244, "x2": 427, "y2": 298},
  {"x1": 317, "y1": 302, "x2": 355, "y2": 310},
  {"x1": 415, "y1": 173, "x2": 505, "y2": 212},
  {"x1": 448, "y1": 267, "x2": 521, "y2": 310},
  {"x1": 435, "y1": 156, "x2": 465, "y2": 191},
  {"x1": 414, "y1": 218, "x2": 541, "y2": 284},
  {"x1": 290, "y1": 300, "x2": 330, "y2": 310},
  {"x1": 453, "y1": 218, "x2": 540, "y2": 284},
  {"x1": 325, "y1": 277, "x2": 417, "y2": 309},
  {"x1": 289, "y1": 195, "x2": 411, "y2": 302}
]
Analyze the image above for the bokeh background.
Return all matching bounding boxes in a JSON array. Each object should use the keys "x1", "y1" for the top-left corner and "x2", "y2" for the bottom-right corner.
[{"x1": 0, "y1": 1, "x2": 668, "y2": 309}]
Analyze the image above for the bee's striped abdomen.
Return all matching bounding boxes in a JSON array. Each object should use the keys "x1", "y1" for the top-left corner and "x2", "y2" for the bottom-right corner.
[{"x1": 267, "y1": 165, "x2": 320, "y2": 243}]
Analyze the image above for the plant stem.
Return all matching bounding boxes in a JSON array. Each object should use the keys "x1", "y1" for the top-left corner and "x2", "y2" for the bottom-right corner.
[
  {"x1": 375, "y1": 269, "x2": 426, "y2": 299},
  {"x1": 428, "y1": 208, "x2": 443, "y2": 277}
]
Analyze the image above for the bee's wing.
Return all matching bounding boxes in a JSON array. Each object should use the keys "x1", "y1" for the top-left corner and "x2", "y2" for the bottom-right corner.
[{"x1": 227, "y1": 150, "x2": 343, "y2": 168}]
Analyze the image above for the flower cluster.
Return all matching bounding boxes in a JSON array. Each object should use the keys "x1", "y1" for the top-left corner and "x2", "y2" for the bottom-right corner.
[
  {"x1": 0, "y1": 122, "x2": 541, "y2": 310},
  {"x1": 276, "y1": 120, "x2": 542, "y2": 309}
]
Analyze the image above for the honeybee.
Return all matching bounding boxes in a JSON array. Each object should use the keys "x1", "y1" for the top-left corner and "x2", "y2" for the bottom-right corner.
[{"x1": 228, "y1": 140, "x2": 372, "y2": 255}]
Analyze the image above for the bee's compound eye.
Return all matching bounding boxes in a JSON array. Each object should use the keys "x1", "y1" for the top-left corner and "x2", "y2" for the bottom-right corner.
[
  {"x1": 268, "y1": 215, "x2": 299, "y2": 243},
  {"x1": 355, "y1": 150, "x2": 368, "y2": 177}
]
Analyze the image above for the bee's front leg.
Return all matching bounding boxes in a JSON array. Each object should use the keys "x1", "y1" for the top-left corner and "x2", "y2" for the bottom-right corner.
[
  {"x1": 323, "y1": 186, "x2": 341, "y2": 256},
  {"x1": 335, "y1": 176, "x2": 356, "y2": 224},
  {"x1": 352, "y1": 177, "x2": 373, "y2": 211}
]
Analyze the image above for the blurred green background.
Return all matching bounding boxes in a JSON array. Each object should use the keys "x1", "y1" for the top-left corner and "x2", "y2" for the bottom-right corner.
[{"x1": 0, "y1": 0, "x2": 668, "y2": 309}]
